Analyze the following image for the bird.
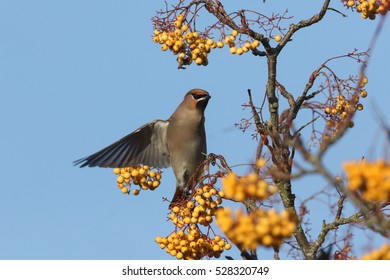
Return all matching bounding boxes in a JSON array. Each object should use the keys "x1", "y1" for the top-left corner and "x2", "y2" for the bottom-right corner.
[{"x1": 73, "y1": 88, "x2": 211, "y2": 205}]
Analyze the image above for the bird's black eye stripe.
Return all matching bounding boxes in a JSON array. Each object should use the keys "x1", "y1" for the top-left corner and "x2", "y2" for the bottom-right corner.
[{"x1": 192, "y1": 94, "x2": 205, "y2": 100}]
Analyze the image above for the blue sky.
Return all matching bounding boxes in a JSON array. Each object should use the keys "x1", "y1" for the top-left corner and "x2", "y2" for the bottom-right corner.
[{"x1": 0, "y1": 1, "x2": 389, "y2": 260}]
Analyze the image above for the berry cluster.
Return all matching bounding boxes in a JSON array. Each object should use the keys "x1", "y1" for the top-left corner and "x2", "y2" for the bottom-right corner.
[
  {"x1": 222, "y1": 172, "x2": 277, "y2": 202},
  {"x1": 216, "y1": 208, "x2": 296, "y2": 250},
  {"x1": 343, "y1": 159, "x2": 390, "y2": 202},
  {"x1": 323, "y1": 77, "x2": 368, "y2": 136},
  {"x1": 114, "y1": 165, "x2": 162, "y2": 195},
  {"x1": 156, "y1": 184, "x2": 231, "y2": 259},
  {"x1": 346, "y1": 0, "x2": 390, "y2": 19},
  {"x1": 155, "y1": 227, "x2": 231, "y2": 260},
  {"x1": 170, "y1": 185, "x2": 224, "y2": 228},
  {"x1": 324, "y1": 94, "x2": 358, "y2": 130},
  {"x1": 152, "y1": 15, "x2": 260, "y2": 67},
  {"x1": 224, "y1": 29, "x2": 260, "y2": 56},
  {"x1": 361, "y1": 243, "x2": 390, "y2": 260},
  {"x1": 153, "y1": 14, "x2": 220, "y2": 67}
]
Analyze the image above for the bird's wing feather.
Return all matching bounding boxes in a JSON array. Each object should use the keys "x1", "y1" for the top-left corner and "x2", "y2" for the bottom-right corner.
[{"x1": 73, "y1": 120, "x2": 171, "y2": 168}]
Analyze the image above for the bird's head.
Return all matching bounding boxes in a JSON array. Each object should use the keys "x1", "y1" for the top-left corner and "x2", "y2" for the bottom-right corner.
[{"x1": 184, "y1": 88, "x2": 211, "y2": 111}]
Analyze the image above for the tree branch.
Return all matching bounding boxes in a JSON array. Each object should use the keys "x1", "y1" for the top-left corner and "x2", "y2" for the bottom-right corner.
[{"x1": 276, "y1": 0, "x2": 331, "y2": 54}]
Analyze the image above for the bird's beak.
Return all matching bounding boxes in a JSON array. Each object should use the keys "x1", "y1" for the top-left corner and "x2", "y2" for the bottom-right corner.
[
  {"x1": 201, "y1": 95, "x2": 211, "y2": 101},
  {"x1": 195, "y1": 94, "x2": 211, "y2": 110}
]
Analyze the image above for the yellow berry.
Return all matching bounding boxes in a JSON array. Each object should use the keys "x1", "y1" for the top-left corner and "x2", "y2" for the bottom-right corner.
[
  {"x1": 181, "y1": 25, "x2": 189, "y2": 32},
  {"x1": 174, "y1": 29, "x2": 182, "y2": 36},
  {"x1": 216, "y1": 41, "x2": 224, "y2": 48},
  {"x1": 198, "y1": 198, "x2": 206, "y2": 206},
  {"x1": 176, "y1": 252, "x2": 183, "y2": 259},
  {"x1": 356, "y1": 103, "x2": 364, "y2": 111},
  {"x1": 166, "y1": 39, "x2": 173, "y2": 47},
  {"x1": 132, "y1": 189, "x2": 140, "y2": 196},
  {"x1": 185, "y1": 32, "x2": 193, "y2": 40},
  {"x1": 117, "y1": 176, "x2": 124, "y2": 184},
  {"x1": 121, "y1": 187, "x2": 129, "y2": 194},
  {"x1": 206, "y1": 39, "x2": 214, "y2": 46},
  {"x1": 209, "y1": 201, "x2": 217, "y2": 209},
  {"x1": 197, "y1": 217, "x2": 206, "y2": 225},
  {"x1": 161, "y1": 33, "x2": 168, "y2": 41},
  {"x1": 251, "y1": 40, "x2": 260, "y2": 48},
  {"x1": 113, "y1": 168, "x2": 121, "y2": 174},
  {"x1": 139, "y1": 168, "x2": 146, "y2": 175},
  {"x1": 231, "y1": 30, "x2": 238, "y2": 36},
  {"x1": 213, "y1": 244, "x2": 220, "y2": 252},
  {"x1": 186, "y1": 201, "x2": 195, "y2": 209},
  {"x1": 274, "y1": 34, "x2": 282, "y2": 42},
  {"x1": 195, "y1": 57, "x2": 203, "y2": 65},
  {"x1": 230, "y1": 47, "x2": 237, "y2": 54},
  {"x1": 347, "y1": 0, "x2": 355, "y2": 7},
  {"x1": 360, "y1": 89, "x2": 368, "y2": 98},
  {"x1": 262, "y1": 235, "x2": 273, "y2": 246}
]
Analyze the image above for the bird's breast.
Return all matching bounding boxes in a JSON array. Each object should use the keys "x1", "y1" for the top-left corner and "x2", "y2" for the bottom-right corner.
[{"x1": 167, "y1": 121, "x2": 206, "y2": 167}]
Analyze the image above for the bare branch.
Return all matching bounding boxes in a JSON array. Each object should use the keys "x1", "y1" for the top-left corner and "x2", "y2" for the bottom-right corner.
[{"x1": 277, "y1": 0, "x2": 331, "y2": 53}]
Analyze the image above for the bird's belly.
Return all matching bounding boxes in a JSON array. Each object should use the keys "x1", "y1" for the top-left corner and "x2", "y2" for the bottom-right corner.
[{"x1": 169, "y1": 137, "x2": 204, "y2": 175}]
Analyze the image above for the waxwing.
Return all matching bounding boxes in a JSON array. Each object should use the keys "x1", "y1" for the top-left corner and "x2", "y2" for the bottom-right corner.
[{"x1": 74, "y1": 89, "x2": 211, "y2": 204}]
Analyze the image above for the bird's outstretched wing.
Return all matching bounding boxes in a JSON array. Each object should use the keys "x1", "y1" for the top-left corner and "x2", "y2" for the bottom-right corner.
[{"x1": 73, "y1": 120, "x2": 170, "y2": 168}]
